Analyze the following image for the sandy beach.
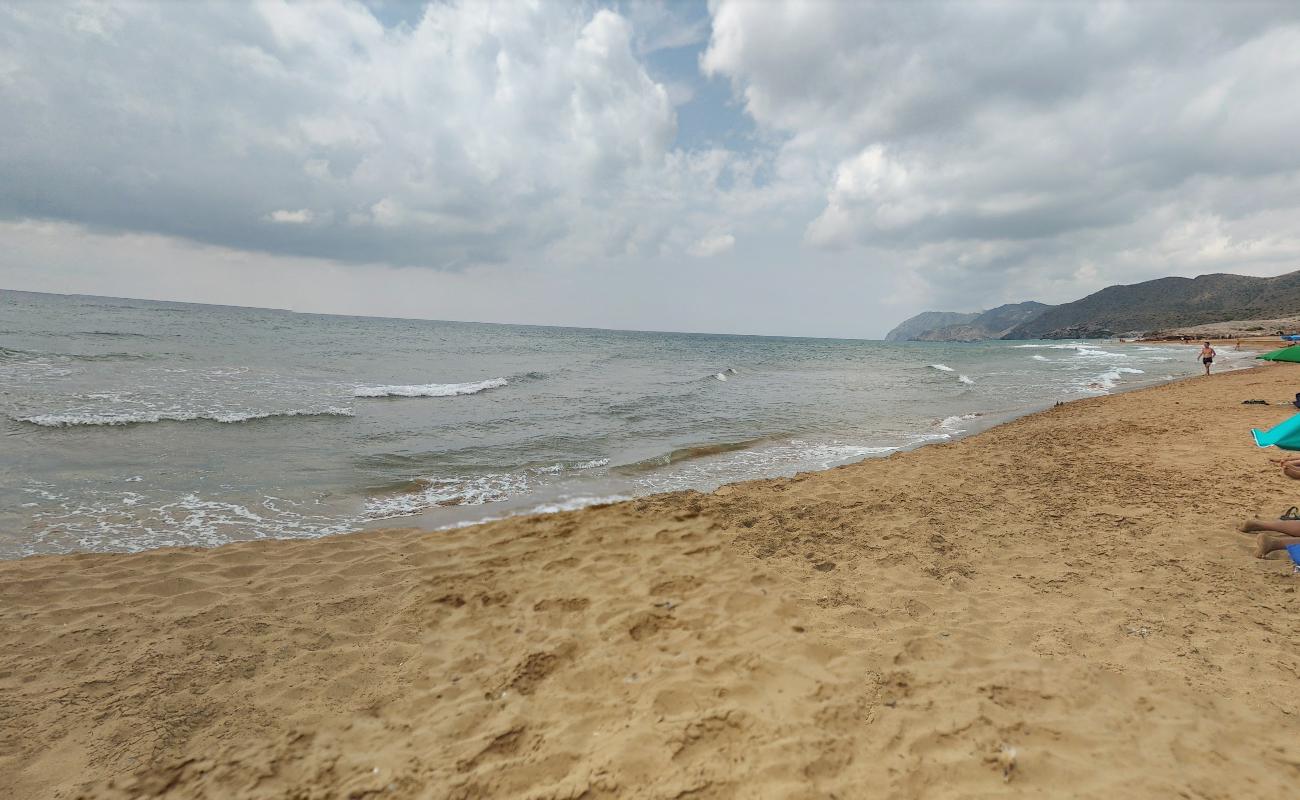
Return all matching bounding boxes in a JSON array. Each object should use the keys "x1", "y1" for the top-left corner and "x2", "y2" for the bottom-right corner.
[{"x1": 3, "y1": 363, "x2": 1299, "y2": 799}]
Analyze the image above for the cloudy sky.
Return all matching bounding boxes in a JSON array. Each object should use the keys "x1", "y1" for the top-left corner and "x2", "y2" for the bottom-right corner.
[{"x1": 4, "y1": 0, "x2": 1300, "y2": 338}]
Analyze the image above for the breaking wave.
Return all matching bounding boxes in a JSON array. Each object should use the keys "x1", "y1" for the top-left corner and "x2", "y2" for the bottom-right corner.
[
  {"x1": 17, "y1": 407, "x2": 355, "y2": 428},
  {"x1": 354, "y1": 378, "x2": 508, "y2": 398},
  {"x1": 1080, "y1": 367, "x2": 1145, "y2": 393},
  {"x1": 614, "y1": 438, "x2": 774, "y2": 474}
]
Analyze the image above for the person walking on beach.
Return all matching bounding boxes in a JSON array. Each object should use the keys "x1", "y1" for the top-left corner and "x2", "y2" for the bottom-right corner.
[{"x1": 1199, "y1": 341, "x2": 1216, "y2": 375}]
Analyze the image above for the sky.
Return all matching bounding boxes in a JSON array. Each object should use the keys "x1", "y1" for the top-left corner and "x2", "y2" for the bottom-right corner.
[{"x1": 4, "y1": 0, "x2": 1300, "y2": 338}]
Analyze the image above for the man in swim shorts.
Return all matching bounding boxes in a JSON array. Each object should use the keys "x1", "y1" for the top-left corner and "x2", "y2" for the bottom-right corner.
[{"x1": 1199, "y1": 341, "x2": 1216, "y2": 375}]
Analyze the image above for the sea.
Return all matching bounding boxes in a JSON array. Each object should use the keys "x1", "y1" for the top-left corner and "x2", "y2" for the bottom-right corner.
[{"x1": 0, "y1": 289, "x2": 1256, "y2": 559}]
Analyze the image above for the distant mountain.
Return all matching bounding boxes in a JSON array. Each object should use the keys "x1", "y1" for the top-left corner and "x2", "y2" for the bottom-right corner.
[
  {"x1": 1003, "y1": 270, "x2": 1300, "y2": 339},
  {"x1": 883, "y1": 311, "x2": 979, "y2": 342},
  {"x1": 885, "y1": 302, "x2": 1052, "y2": 342}
]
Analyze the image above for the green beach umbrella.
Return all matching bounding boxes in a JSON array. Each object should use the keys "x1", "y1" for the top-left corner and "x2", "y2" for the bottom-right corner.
[{"x1": 1257, "y1": 345, "x2": 1300, "y2": 362}]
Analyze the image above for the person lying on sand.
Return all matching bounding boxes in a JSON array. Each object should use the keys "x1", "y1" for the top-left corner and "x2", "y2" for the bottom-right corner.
[
  {"x1": 1237, "y1": 519, "x2": 1300, "y2": 558},
  {"x1": 1268, "y1": 455, "x2": 1300, "y2": 480}
]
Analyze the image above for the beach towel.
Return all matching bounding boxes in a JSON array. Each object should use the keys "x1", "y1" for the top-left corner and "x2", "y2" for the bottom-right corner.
[{"x1": 1251, "y1": 412, "x2": 1300, "y2": 450}]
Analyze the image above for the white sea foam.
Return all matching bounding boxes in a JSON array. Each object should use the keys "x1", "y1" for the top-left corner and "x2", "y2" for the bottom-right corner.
[
  {"x1": 17, "y1": 485, "x2": 360, "y2": 557},
  {"x1": 958, "y1": 374, "x2": 976, "y2": 385},
  {"x1": 714, "y1": 373, "x2": 728, "y2": 381},
  {"x1": 354, "y1": 378, "x2": 507, "y2": 398},
  {"x1": 632, "y1": 439, "x2": 898, "y2": 494},
  {"x1": 1080, "y1": 367, "x2": 1146, "y2": 393},
  {"x1": 1031, "y1": 355, "x2": 1049, "y2": 361},
  {"x1": 939, "y1": 413, "x2": 980, "y2": 433},
  {"x1": 1012, "y1": 342, "x2": 1088, "y2": 349},
  {"x1": 1012, "y1": 342, "x2": 1128, "y2": 358},
  {"x1": 18, "y1": 407, "x2": 355, "y2": 427},
  {"x1": 528, "y1": 495, "x2": 629, "y2": 514},
  {"x1": 929, "y1": 364, "x2": 955, "y2": 372},
  {"x1": 532, "y1": 458, "x2": 610, "y2": 475},
  {"x1": 364, "y1": 472, "x2": 532, "y2": 518}
]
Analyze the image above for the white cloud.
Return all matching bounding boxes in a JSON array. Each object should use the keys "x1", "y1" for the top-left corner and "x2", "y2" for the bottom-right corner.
[
  {"x1": 0, "y1": 1, "x2": 744, "y2": 268},
  {"x1": 688, "y1": 232, "x2": 735, "y2": 258},
  {"x1": 705, "y1": 0, "x2": 1300, "y2": 309}
]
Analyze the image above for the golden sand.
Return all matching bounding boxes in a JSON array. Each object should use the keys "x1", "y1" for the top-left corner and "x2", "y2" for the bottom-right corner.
[{"x1": 3, "y1": 365, "x2": 1300, "y2": 798}]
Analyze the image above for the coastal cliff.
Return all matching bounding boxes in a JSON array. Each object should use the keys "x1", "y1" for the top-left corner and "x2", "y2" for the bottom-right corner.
[
  {"x1": 886, "y1": 301, "x2": 1051, "y2": 341},
  {"x1": 888, "y1": 269, "x2": 1300, "y2": 341}
]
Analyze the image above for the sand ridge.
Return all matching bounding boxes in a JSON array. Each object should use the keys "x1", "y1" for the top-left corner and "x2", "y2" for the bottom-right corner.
[{"x1": 2, "y1": 366, "x2": 1299, "y2": 798}]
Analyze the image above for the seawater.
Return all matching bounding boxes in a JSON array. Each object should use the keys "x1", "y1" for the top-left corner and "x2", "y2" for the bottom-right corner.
[{"x1": 0, "y1": 290, "x2": 1254, "y2": 558}]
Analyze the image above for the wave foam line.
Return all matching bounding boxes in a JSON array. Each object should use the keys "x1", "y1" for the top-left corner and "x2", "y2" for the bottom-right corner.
[
  {"x1": 365, "y1": 472, "x2": 530, "y2": 518},
  {"x1": 1081, "y1": 367, "x2": 1146, "y2": 393},
  {"x1": 18, "y1": 407, "x2": 355, "y2": 427},
  {"x1": 354, "y1": 378, "x2": 508, "y2": 398}
]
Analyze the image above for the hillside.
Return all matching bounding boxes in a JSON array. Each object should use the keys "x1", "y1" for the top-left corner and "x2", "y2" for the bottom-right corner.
[
  {"x1": 1003, "y1": 270, "x2": 1300, "y2": 339},
  {"x1": 885, "y1": 302, "x2": 1051, "y2": 341},
  {"x1": 883, "y1": 311, "x2": 979, "y2": 341}
]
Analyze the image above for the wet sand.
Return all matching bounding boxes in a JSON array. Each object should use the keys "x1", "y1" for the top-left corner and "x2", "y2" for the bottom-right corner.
[{"x1": 3, "y1": 364, "x2": 1299, "y2": 798}]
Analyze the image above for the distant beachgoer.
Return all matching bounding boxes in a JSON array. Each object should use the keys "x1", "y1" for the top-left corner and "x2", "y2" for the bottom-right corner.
[
  {"x1": 1236, "y1": 339, "x2": 1242, "y2": 350},
  {"x1": 1199, "y1": 341, "x2": 1216, "y2": 375}
]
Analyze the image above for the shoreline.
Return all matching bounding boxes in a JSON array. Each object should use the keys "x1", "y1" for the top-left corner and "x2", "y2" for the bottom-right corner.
[
  {"x1": 377, "y1": 346, "x2": 1255, "y2": 537},
  {"x1": 3, "y1": 363, "x2": 1299, "y2": 797}
]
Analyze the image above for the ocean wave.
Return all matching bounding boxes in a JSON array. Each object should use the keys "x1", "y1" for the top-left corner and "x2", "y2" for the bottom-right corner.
[
  {"x1": 0, "y1": 345, "x2": 63, "y2": 365},
  {"x1": 1075, "y1": 347, "x2": 1124, "y2": 358},
  {"x1": 615, "y1": 438, "x2": 773, "y2": 474},
  {"x1": 531, "y1": 458, "x2": 610, "y2": 475},
  {"x1": 354, "y1": 378, "x2": 507, "y2": 398},
  {"x1": 16, "y1": 486, "x2": 360, "y2": 557},
  {"x1": 365, "y1": 472, "x2": 531, "y2": 518},
  {"x1": 938, "y1": 413, "x2": 981, "y2": 433},
  {"x1": 0, "y1": 345, "x2": 156, "y2": 363},
  {"x1": 958, "y1": 374, "x2": 976, "y2": 385},
  {"x1": 1015, "y1": 343, "x2": 1130, "y2": 358},
  {"x1": 17, "y1": 407, "x2": 355, "y2": 428},
  {"x1": 76, "y1": 330, "x2": 167, "y2": 338},
  {"x1": 1012, "y1": 342, "x2": 1088, "y2": 349},
  {"x1": 1080, "y1": 367, "x2": 1145, "y2": 393},
  {"x1": 527, "y1": 495, "x2": 629, "y2": 514},
  {"x1": 928, "y1": 363, "x2": 955, "y2": 372},
  {"x1": 1031, "y1": 354, "x2": 1049, "y2": 361},
  {"x1": 631, "y1": 439, "x2": 898, "y2": 493}
]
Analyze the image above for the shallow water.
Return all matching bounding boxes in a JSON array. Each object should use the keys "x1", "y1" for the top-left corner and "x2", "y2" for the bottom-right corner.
[{"x1": 0, "y1": 289, "x2": 1253, "y2": 558}]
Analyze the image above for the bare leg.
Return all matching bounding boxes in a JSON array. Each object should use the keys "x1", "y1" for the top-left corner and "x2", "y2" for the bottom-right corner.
[
  {"x1": 1237, "y1": 518, "x2": 1300, "y2": 535},
  {"x1": 1254, "y1": 534, "x2": 1300, "y2": 559}
]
